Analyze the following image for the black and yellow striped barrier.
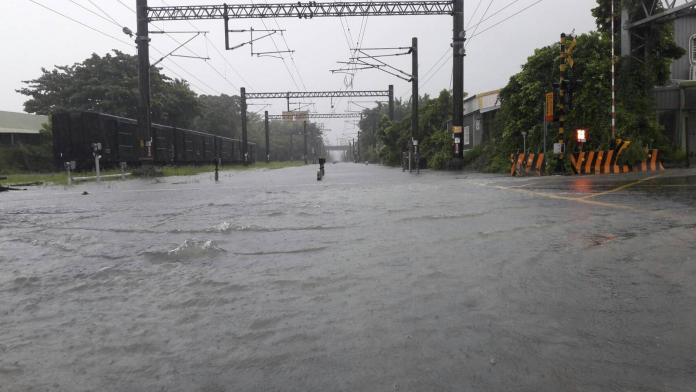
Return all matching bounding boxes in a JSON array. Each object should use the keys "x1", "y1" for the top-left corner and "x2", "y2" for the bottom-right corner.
[
  {"x1": 511, "y1": 141, "x2": 665, "y2": 177},
  {"x1": 510, "y1": 152, "x2": 546, "y2": 176}
]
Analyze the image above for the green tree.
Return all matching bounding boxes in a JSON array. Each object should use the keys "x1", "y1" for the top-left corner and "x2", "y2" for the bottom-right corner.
[
  {"x1": 193, "y1": 94, "x2": 242, "y2": 138},
  {"x1": 18, "y1": 50, "x2": 200, "y2": 128},
  {"x1": 591, "y1": 0, "x2": 684, "y2": 147}
]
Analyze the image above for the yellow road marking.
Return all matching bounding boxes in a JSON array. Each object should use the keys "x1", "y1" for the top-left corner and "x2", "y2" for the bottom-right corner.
[
  {"x1": 580, "y1": 175, "x2": 659, "y2": 200},
  {"x1": 491, "y1": 185, "x2": 633, "y2": 210}
]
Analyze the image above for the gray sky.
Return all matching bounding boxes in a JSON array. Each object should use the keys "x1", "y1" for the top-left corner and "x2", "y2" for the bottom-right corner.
[{"x1": 1, "y1": 0, "x2": 598, "y2": 144}]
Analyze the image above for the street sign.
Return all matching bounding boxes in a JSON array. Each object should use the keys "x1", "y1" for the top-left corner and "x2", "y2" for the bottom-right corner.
[
  {"x1": 454, "y1": 137, "x2": 461, "y2": 144},
  {"x1": 553, "y1": 142, "x2": 563, "y2": 154},
  {"x1": 452, "y1": 126, "x2": 463, "y2": 134},
  {"x1": 545, "y1": 92, "x2": 554, "y2": 122}
]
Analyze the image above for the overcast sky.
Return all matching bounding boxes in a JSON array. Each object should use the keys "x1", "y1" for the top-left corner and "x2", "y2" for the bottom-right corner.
[{"x1": 1, "y1": 0, "x2": 598, "y2": 144}]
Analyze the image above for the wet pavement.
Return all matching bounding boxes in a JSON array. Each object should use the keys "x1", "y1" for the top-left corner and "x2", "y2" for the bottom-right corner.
[{"x1": 1, "y1": 164, "x2": 695, "y2": 391}]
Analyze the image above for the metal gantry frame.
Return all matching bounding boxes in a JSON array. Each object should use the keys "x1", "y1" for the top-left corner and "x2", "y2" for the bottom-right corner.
[
  {"x1": 136, "y1": 0, "x2": 465, "y2": 162},
  {"x1": 267, "y1": 112, "x2": 363, "y2": 120},
  {"x1": 148, "y1": 1, "x2": 454, "y2": 20},
  {"x1": 622, "y1": 0, "x2": 696, "y2": 59},
  {"x1": 260, "y1": 95, "x2": 378, "y2": 162}
]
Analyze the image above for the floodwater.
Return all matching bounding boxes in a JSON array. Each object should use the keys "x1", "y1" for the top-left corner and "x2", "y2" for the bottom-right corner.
[{"x1": 1, "y1": 164, "x2": 696, "y2": 391}]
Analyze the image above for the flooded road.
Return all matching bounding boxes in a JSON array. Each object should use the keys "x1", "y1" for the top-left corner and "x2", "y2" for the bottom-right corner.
[{"x1": 1, "y1": 164, "x2": 696, "y2": 391}]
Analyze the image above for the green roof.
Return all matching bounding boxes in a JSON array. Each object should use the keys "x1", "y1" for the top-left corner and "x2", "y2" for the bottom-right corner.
[{"x1": 0, "y1": 111, "x2": 48, "y2": 135}]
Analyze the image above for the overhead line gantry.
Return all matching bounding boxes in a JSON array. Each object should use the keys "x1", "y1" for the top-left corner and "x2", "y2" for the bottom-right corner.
[{"x1": 136, "y1": 0, "x2": 466, "y2": 163}]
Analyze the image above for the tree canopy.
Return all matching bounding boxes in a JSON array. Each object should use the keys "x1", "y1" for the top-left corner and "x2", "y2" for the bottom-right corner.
[{"x1": 18, "y1": 50, "x2": 200, "y2": 128}]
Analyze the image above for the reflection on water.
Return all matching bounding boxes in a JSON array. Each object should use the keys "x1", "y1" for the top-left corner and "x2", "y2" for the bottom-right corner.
[{"x1": 1, "y1": 165, "x2": 695, "y2": 391}]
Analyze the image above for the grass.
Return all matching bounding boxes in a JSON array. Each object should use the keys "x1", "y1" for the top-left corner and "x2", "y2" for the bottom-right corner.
[
  {"x1": 160, "y1": 160, "x2": 305, "y2": 176},
  {"x1": 1, "y1": 161, "x2": 307, "y2": 186}
]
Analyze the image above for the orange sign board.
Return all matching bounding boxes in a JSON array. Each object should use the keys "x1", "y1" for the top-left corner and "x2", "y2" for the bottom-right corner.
[
  {"x1": 452, "y1": 126, "x2": 463, "y2": 134},
  {"x1": 545, "y1": 92, "x2": 554, "y2": 122}
]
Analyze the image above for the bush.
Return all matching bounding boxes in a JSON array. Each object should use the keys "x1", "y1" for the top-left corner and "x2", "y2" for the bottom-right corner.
[
  {"x1": 661, "y1": 148, "x2": 688, "y2": 168},
  {"x1": 427, "y1": 150, "x2": 451, "y2": 170},
  {"x1": 617, "y1": 141, "x2": 647, "y2": 166},
  {"x1": 0, "y1": 143, "x2": 54, "y2": 173}
]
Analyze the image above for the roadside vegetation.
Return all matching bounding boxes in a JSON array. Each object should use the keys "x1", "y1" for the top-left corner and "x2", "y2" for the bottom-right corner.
[
  {"x1": 352, "y1": 0, "x2": 687, "y2": 172},
  {"x1": 1, "y1": 161, "x2": 306, "y2": 187}
]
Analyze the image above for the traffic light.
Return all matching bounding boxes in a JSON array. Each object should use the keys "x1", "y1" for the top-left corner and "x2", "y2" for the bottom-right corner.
[
  {"x1": 566, "y1": 79, "x2": 582, "y2": 110},
  {"x1": 565, "y1": 36, "x2": 577, "y2": 68}
]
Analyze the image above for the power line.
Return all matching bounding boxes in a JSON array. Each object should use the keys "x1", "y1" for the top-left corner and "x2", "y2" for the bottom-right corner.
[
  {"x1": 118, "y1": 0, "x2": 240, "y2": 92},
  {"x1": 466, "y1": 0, "x2": 524, "y2": 30},
  {"x1": 204, "y1": 35, "x2": 254, "y2": 88},
  {"x1": 116, "y1": 0, "x2": 135, "y2": 13},
  {"x1": 466, "y1": 0, "x2": 495, "y2": 48},
  {"x1": 27, "y1": 0, "x2": 215, "y2": 95},
  {"x1": 28, "y1": 0, "x2": 133, "y2": 47},
  {"x1": 419, "y1": 0, "x2": 546, "y2": 91},
  {"x1": 67, "y1": 0, "x2": 120, "y2": 28},
  {"x1": 466, "y1": 0, "x2": 485, "y2": 27},
  {"x1": 86, "y1": 0, "x2": 123, "y2": 28},
  {"x1": 470, "y1": 0, "x2": 545, "y2": 39},
  {"x1": 157, "y1": 0, "x2": 240, "y2": 91},
  {"x1": 246, "y1": 0, "x2": 303, "y2": 92},
  {"x1": 420, "y1": 46, "x2": 450, "y2": 83}
]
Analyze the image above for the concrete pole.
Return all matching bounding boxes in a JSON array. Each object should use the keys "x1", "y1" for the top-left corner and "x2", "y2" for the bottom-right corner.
[
  {"x1": 303, "y1": 121, "x2": 308, "y2": 164},
  {"x1": 388, "y1": 84, "x2": 395, "y2": 121},
  {"x1": 264, "y1": 110, "x2": 270, "y2": 162},
  {"x1": 452, "y1": 0, "x2": 465, "y2": 159},
  {"x1": 411, "y1": 37, "x2": 419, "y2": 145},
  {"x1": 136, "y1": 0, "x2": 152, "y2": 160},
  {"x1": 241, "y1": 87, "x2": 248, "y2": 164}
]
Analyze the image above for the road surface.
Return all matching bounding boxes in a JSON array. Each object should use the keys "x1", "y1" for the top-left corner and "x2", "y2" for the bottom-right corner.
[{"x1": 1, "y1": 164, "x2": 695, "y2": 391}]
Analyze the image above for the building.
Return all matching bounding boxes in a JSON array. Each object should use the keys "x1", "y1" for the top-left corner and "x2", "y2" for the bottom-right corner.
[
  {"x1": 648, "y1": 7, "x2": 696, "y2": 162},
  {"x1": 462, "y1": 89, "x2": 501, "y2": 150},
  {"x1": 0, "y1": 110, "x2": 48, "y2": 146}
]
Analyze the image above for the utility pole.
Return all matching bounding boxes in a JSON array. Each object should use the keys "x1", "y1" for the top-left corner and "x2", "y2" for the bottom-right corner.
[
  {"x1": 136, "y1": 0, "x2": 152, "y2": 160},
  {"x1": 556, "y1": 33, "x2": 568, "y2": 173},
  {"x1": 264, "y1": 110, "x2": 270, "y2": 162},
  {"x1": 388, "y1": 84, "x2": 395, "y2": 121},
  {"x1": 611, "y1": 0, "x2": 617, "y2": 141},
  {"x1": 357, "y1": 131, "x2": 361, "y2": 162},
  {"x1": 241, "y1": 87, "x2": 249, "y2": 164},
  {"x1": 452, "y1": 0, "x2": 465, "y2": 159},
  {"x1": 411, "y1": 37, "x2": 419, "y2": 144},
  {"x1": 352, "y1": 138, "x2": 356, "y2": 162},
  {"x1": 303, "y1": 120, "x2": 308, "y2": 164},
  {"x1": 290, "y1": 133, "x2": 294, "y2": 161}
]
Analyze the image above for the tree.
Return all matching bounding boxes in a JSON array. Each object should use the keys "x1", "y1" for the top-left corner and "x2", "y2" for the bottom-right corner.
[
  {"x1": 359, "y1": 90, "x2": 454, "y2": 167},
  {"x1": 193, "y1": 94, "x2": 242, "y2": 138},
  {"x1": 495, "y1": 33, "x2": 613, "y2": 168},
  {"x1": 591, "y1": 0, "x2": 684, "y2": 148},
  {"x1": 18, "y1": 50, "x2": 200, "y2": 128}
]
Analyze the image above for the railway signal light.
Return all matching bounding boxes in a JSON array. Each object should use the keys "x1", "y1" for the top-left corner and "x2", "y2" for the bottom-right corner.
[{"x1": 576, "y1": 128, "x2": 588, "y2": 144}]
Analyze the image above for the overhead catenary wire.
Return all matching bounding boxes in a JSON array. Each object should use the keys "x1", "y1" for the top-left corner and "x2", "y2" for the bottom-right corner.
[
  {"x1": 469, "y1": 0, "x2": 545, "y2": 40},
  {"x1": 419, "y1": 0, "x2": 547, "y2": 92},
  {"x1": 116, "y1": 0, "x2": 135, "y2": 13},
  {"x1": 114, "y1": 0, "x2": 241, "y2": 93},
  {"x1": 157, "y1": 0, "x2": 241, "y2": 91},
  {"x1": 466, "y1": 0, "x2": 525, "y2": 31},
  {"x1": 27, "y1": 0, "x2": 132, "y2": 47},
  {"x1": 466, "y1": 0, "x2": 486, "y2": 28},
  {"x1": 466, "y1": 0, "x2": 496, "y2": 48},
  {"x1": 29, "y1": 0, "x2": 218, "y2": 95},
  {"x1": 67, "y1": 0, "x2": 121, "y2": 28},
  {"x1": 86, "y1": 0, "x2": 124, "y2": 28}
]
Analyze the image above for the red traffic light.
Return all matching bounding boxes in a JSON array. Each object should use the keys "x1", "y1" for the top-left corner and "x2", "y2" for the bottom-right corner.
[{"x1": 576, "y1": 128, "x2": 588, "y2": 143}]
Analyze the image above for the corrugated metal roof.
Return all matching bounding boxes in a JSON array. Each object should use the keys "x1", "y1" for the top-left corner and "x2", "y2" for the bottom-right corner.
[{"x1": 0, "y1": 111, "x2": 48, "y2": 134}]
